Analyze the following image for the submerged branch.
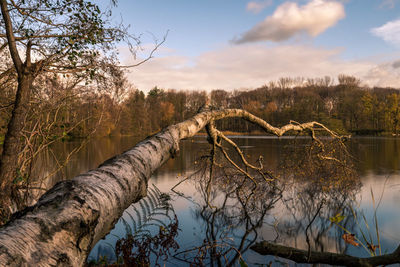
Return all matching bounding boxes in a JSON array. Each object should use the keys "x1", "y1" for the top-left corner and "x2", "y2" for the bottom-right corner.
[{"x1": 251, "y1": 241, "x2": 400, "y2": 267}]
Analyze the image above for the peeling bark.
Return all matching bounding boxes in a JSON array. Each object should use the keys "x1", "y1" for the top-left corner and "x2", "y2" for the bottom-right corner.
[{"x1": 0, "y1": 109, "x2": 339, "y2": 266}]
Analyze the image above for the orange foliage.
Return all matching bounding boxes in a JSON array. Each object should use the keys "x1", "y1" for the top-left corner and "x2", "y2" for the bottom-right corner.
[
  {"x1": 160, "y1": 101, "x2": 175, "y2": 124},
  {"x1": 243, "y1": 100, "x2": 262, "y2": 117},
  {"x1": 342, "y1": 234, "x2": 359, "y2": 247},
  {"x1": 265, "y1": 101, "x2": 278, "y2": 113}
]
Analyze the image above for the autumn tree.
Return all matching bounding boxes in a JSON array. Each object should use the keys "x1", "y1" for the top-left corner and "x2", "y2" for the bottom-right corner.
[
  {"x1": 185, "y1": 90, "x2": 208, "y2": 117},
  {"x1": 0, "y1": 0, "x2": 153, "y2": 217},
  {"x1": 119, "y1": 89, "x2": 149, "y2": 136},
  {"x1": 386, "y1": 93, "x2": 400, "y2": 135},
  {"x1": 338, "y1": 74, "x2": 361, "y2": 87},
  {"x1": 146, "y1": 87, "x2": 165, "y2": 131},
  {"x1": 159, "y1": 101, "x2": 175, "y2": 128},
  {"x1": 165, "y1": 90, "x2": 186, "y2": 122}
]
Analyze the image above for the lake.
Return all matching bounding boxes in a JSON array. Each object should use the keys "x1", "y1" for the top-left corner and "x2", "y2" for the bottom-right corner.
[{"x1": 34, "y1": 136, "x2": 400, "y2": 266}]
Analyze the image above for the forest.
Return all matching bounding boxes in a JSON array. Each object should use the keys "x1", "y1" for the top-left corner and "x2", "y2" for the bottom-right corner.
[{"x1": 2, "y1": 74, "x2": 399, "y2": 145}]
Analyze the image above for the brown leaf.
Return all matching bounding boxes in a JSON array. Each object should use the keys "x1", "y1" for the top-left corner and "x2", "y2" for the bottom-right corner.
[
  {"x1": 367, "y1": 242, "x2": 379, "y2": 252},
  {"x1": 342, "y1": 233, "x2": 359, "y2": 247}
]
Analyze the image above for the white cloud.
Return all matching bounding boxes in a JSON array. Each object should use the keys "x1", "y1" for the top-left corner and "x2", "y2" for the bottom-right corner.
[
  {"x1": 122, "y1": 44, "x2": 400, "y2": 92},
  {"x1": 363, "y1": 60, "x2": 400, "y2": 88},
  {"x1": 234, "y1": 0, "x2": 345, "y2": 43},
  {"x1": 246, "y1": 0, "x2": 273, "y2": 14},
  {"x1": 371, "y1": 19, "x2": 400, "y2": 46}
]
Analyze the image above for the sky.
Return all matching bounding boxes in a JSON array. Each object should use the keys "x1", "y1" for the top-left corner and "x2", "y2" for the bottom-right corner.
[{"x1": 109, "y1": 0, "x2": 400, "y2": 92}]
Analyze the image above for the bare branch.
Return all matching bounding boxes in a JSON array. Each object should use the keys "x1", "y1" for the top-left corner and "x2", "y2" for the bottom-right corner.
[
  {"x1": 251, "y1": 241, "x2": 400, "y2": 267},
  {"x1": 120, "y1": 30, "x2": 168, "y2": 68},
  {"x1": 8, "y1": 0, "x2": 57, "y2": 26},
  {"x1": 25, "y1": 40, "x2": 31, "y2": 67}
]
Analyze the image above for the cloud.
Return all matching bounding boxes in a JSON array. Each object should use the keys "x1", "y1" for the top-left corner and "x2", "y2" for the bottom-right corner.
[
  {"x1": 363, "y1": 60, "x2": 400, "y2": 87},
  {"x1": 234, "y1": 0, "x2": 345, "y2": 43},
  {"x1": 246, "y1": 0, "x2": 273, "y2": 14},
  {"x1": 380, "y1": 0, "x2": 399, "y2": 9},
  {"x1": 371, "y1": 19, "x2": 400, "y2": 46},
  {"x1": 392, "y1": 60, "x2": 400, "y2": 68},
  {"x1": 122, "y1": 44, "x2": 400, "y2": 92}
]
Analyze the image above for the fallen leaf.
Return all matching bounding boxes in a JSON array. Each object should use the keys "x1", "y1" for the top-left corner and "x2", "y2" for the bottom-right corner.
[
  {"x1": 342, "y1": 233, "x2": 359, "y2": 247},
  {"x1": 329, "y1": 213, "x2": 345, "y2": 223}
]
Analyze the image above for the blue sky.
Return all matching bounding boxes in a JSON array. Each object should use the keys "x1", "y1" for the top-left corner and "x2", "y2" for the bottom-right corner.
[{"x1": 109, "y1": 0, "x2": 400, "y2": 91}]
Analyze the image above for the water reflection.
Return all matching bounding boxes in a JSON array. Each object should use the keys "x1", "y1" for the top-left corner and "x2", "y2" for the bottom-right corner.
[
  {"x1": 170, "y1": 137, "x2": 367, "y2": 266},
  {"x1": 88, "y1": 185, "x2": 178, "y2": 265},
  {"x1": 30, "y1": 136, "x2": 141, "y2": 197},
  {"x1": 33, "y1": 136, "x2": 400, "y2": 187},
  {"x1": 32, "y1": 136, "x2": 400, "y2": 265},
  {"x1": 171, "y1": 157, "x2": 283, "y2": 266},
  {"x1": 348, "y1": 137, "x2": 400, "y2": 174}
]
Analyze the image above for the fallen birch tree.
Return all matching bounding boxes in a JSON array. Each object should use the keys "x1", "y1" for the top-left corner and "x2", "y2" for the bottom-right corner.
[{"x1": 0, "y1": 108, "x2": 397, "y2": 266}]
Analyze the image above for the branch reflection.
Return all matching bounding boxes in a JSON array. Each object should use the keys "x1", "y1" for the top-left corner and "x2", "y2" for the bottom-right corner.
[{"x1": 173, "y1": 137, "x2": 362, "y2": 266}]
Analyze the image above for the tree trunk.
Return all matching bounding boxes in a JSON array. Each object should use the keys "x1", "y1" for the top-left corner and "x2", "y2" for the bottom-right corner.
[
  {"x1": 0, "y1": 73, "x2": 33, "y2": 211},
  {"x1": 0, "y1": 109, "x2": 343, "y2": 266}
]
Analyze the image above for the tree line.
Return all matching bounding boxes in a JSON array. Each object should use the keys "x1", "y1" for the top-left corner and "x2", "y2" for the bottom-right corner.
[
  {"x1": 103, "y1": 75, "x2": 400, "y2": 137},
  {"x1": 2, "y1": 75, "x2": 399, "y2": 145}
]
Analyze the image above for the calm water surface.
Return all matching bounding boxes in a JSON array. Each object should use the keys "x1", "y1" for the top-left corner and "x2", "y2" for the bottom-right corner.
[{"x1": 36, "y1": 136, "x2": 400, "y2": 266}]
